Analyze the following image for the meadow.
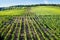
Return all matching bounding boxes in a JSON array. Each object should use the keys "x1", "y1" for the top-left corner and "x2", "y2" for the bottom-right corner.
[
  {"x1": 0, "y1": 8, "x2": 26, "y2": 15},
  {"x1": 31, "y1": 6, "x2": 60, "y2": 15}
]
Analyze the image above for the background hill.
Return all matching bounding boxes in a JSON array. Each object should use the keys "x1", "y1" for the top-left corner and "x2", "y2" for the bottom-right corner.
[{"x1": 0, "y1": 4, "x2": 60, "y2": 15}]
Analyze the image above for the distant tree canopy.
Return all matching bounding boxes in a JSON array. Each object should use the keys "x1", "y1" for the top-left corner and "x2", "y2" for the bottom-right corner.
[
  {"x1": 0, "y1": 4, "x2": 60, "y2": 11},
  {"x1": 14, "y1": 4, "x2": 60, "y2": 7},
  {"x1": 0, "y1": 8, "x2": 2, "y2": 10}
]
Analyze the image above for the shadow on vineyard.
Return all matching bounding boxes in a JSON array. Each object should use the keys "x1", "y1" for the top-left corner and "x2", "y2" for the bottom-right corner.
[{"x1": 0, "y1": 35, "x2": 4, "y2": 40}]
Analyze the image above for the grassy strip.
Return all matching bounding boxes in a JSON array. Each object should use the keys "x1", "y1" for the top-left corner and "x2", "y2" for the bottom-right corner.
[
  {"x1": 32, "y1": 17, "x2": 48, "y2": 40},
  {"x1": 17, "y1": 17, "x2": 22, "y2": 40},
  {"x1": 29, "y1": 17, "x2": 40, "y2": 40},
  {"x1": 11, "y1": 20, "x2": 18, "y2": 40},
  {"x1": 24, "y1": 17, "x2": 27, "y2": 40},
  {"x1": 27, "y1": 16, "x2": 33, "y2": 40},
  {"x1": 4, "y1": 23, "x2": 14, "y2": 40}
]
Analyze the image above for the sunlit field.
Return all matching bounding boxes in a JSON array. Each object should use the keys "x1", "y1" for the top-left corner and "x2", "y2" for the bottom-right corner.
[
  {"x1": 31, "y1": 6, "x2": 60, "y2": 15},
  {"x1": 0, "y1": 8, "x2": 26, "y2": 15},
  {"x1": 0, "y1": 6, "x2": 60, "y2": 40}
]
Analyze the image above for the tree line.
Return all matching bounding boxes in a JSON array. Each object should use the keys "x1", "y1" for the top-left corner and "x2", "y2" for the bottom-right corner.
[{"x1": 0, "y1": 4, "x2": 60, "y2": 11}]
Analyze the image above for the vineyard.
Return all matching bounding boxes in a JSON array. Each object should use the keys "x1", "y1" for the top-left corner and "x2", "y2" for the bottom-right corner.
[
  {"x1": 0, "y1": 6, "x2": 60, "y2": 40},
  {"x1": 0, "y1": 15, "x2": 60, "y2": 40}
]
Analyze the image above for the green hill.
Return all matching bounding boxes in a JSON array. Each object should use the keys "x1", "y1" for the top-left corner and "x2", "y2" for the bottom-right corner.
[
  {"x1": 31, "y1": 6, "x2": 60, "y2": 15},
  {"x1": 0, "y1": 5, "x2": 60, "y2": 15}
]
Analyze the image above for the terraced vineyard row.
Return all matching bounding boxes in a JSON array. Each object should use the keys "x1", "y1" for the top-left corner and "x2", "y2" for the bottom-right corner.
[{"x1": 0, "y1": 15, "x2": 60, "y2": 40}]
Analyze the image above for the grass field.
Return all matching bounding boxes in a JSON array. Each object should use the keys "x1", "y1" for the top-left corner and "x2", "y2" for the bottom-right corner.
[
  {"x1": 31, "y1": 6, "x2": 60, "y2": 15},
  {"x1": 0, "y1": 6, "x2": 60, "y2": 40},
  {"x1": 0, "y1": 8, "x2": 26, "y2": 15},
  {"x1": 0, "y1": 6, "x2": 60, "y2": 15}
]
